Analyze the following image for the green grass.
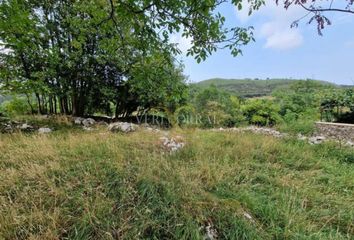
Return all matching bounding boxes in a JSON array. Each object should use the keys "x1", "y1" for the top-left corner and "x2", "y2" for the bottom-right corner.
[{"x1": 0, "y1": 127, "x2": 353, "y2": 239}]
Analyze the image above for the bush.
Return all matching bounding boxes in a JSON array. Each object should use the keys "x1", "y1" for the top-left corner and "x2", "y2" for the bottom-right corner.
[
  {"x1": 277, "y1": 108, "x2": 317, "y2": 135},
  {"x1": 241, "y1": 99, "x2": 281, "y2": 126},
  {"x1": 199, "y1": 101, "x2": 233, "y2": 128},
  {"x1": 0, "y1": 97, "x2": 33, "y2": 116},
  {"x1": 174, "y1": 105, "x2": 198, "y2": 127}
]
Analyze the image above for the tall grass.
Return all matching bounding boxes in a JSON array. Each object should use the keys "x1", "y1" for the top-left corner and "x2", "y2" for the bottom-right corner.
[{"x1": 0, "y1": 128, "x2": 353, "y2": 239}]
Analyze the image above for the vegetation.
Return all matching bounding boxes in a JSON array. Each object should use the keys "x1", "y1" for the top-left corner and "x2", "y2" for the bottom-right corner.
[
  {"x1": 0, "y1": 125, "x2": 353, "y2": 239},
  {"x1": 0, "y1": 0, "x2": 262, "y2": 117},
  {"x1": 192, "y1": 78, "x2": 339, "y2": 98},
  {"x1": 1, "y1": 0, "x2": 353, "y2": 239}
]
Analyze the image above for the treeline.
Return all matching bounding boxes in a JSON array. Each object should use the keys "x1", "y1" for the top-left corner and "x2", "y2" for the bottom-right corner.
[
  {"x1": 173, "y1": 80, "x2": 354, "y2": 133},
  {"x1": 0, "y1": 0, "x2": 253, "y2": 117},
  {"x1": 0, "y1": 0, "x2": 188, "y2": 117}
]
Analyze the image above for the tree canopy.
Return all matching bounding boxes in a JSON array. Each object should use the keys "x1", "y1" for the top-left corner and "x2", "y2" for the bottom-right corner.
[{"x1": 0, "y1": 0, "x2": 265, "y2": 117}]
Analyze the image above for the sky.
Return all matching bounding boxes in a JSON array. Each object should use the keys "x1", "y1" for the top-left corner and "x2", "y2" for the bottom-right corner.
[{"x1": 172, "y1": 0, "x2": 354, "y2": 85}]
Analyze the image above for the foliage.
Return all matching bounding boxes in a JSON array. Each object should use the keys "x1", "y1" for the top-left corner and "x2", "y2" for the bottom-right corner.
[
  {"x1": 183, "y1": 85, "x2": 244, "y2": 128},
  {"x1": 174, "y1": 105, "x2": 197, "y2": 127},
  {"x1": 193, "y1": 78, "x2": 338, "y2": 98},
  {"x1": 129, "y1": 55, "x2": 188, "y2": 114},
  {"x1": 241, "y1": 99, "x2": 281, "y2": 126},
  {"x1": 0, "y1": 97, "x2": 34, "y2": 116},
  {"x1": 0, "y1": 0, "x2": 263, "y2": 117},
  {"x1": 320, "y1": 88, "x2": 354, "y2": 123}
]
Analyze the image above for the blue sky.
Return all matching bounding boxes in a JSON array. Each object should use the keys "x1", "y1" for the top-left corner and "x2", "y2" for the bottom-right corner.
[{"x1": 173, "y1": 1, "x2": 354, "y2": 85}]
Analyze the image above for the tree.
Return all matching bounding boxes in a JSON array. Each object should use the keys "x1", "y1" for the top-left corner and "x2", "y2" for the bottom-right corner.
[
  {"x1": 241, "y1": 99, "x2": 281, "y2": 126},
  {"x1": 0, "y1": 0, "x2": 264, "y2": 117},
  {"x1": 276, "y1": 0, "x2": 354, "y2": 35}
]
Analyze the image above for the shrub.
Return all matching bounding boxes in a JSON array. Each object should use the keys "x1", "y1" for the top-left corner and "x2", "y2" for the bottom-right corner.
[
  {"x1": 0, "y1": 97, "x2": 32, "y2": 116},
  {"x1": 199, "y1": 101, "x2": 233, "y2": 128},
  {"x1": 241, "y1": 99, "x2": 281, "y2": 126},
  {"x1": 277, "y1": 108, "x2": 318, "y2": 135},
  {"x1": 174, "y1": 105, "x2": 197, "y2": 127}
]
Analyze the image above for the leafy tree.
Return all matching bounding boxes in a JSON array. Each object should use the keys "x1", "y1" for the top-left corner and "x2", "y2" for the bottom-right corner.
[
  {"x1": 0, "y1": 0, "x2": 264, "y2": 117},
  {"x1": 242, "y1": 99, "x2": 281, "y2": 126},
  {"x1": 192, "y1": 85, "x2": 244, "y2": 127},
  {"x1": 320, "y1": 88, "x2": 354, "y2": 123},
  {"x1": 128, "y1": 55, "x2": 188, "y2": 116}
]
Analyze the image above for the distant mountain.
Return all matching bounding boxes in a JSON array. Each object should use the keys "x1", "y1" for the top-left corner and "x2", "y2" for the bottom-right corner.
[{"x1": 192, "y1": 78, "x2": 342, "y2": 98}]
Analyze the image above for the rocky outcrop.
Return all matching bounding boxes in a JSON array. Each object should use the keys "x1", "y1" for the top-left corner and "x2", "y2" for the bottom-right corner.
[
  {"x1": 160, "y1": 136, "x2": 185, "y2": 152},
  {"x1": 213, "y1": 126, "x2": 286, "y2": 138},
  {"x1": 108, "y1": 122, "x2": 137, "y2": 133},
  {"x1": 38, "y1": 127, "x2": 52, "y2": 134},
  {"x1": 82, "y1": 118, "x2": 96, "y2": 127},
  {"x1": 0, "y1": 123, "x2": 14, "y2": 133},
  {"x1": 18, "y1": 123, "x2": 34, "y2": 132},
  {"x1": 73, "y1": 117, "x2": 96, "y2": 126}
]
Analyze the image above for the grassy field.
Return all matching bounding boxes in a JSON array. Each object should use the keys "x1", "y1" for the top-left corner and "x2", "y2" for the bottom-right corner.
[{"x1": 0, "y1": 127, "x2": 353, "y2": 239}]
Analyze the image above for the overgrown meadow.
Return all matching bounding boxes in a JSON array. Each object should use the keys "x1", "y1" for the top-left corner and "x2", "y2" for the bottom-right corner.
[{"x1": 0, "y1": 125, "x2": 353, "y2": 239}]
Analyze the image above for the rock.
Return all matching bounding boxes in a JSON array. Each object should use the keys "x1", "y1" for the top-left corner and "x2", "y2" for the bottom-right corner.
[
  {"x1": 74, "y1": 117, "x2": 84, "y2": 125},
  {"x1": 160, "y1": 136, "x2": 185, "y2": 152},
  {"x1": 203, "y1": 222, "x2": 218, "y2": 240},
  {"x1": 108, "y1": 122, "x2": 137, "y2": 133},
  {"x1": 83, "y1": 126, "x2": 93, "y2": 131},
  {"x1": 243, "y1": 212, "x2": 255, "y2": 223},
  {"x1": 309, "y1": 136, "x2": 326, "y2": 145},
  {"x1": 82, "y1": 118, "x2": 95, "y2": 127},
  {"x1": 1, "y1": 123, "x2": 13, "y2": 133},
  {"x1": 97, "y1": 121, "x2": 108, "y2": 126},
  {"x1": 38, "y1": 127, "x2": 52, "y2": 134},
  {"x1": 18, "y1": 123, "x2": 34, "y2": 132},
  {"x1": 145, "y1": 126, "x2": 161, "y2": 133},
  {"x1": 345, "y1": 141, "x2": 354, "y2": 147},
  {"x1": 242, "y1": 126, "x2": 286, "y2": 138},
  {"x1": 297, "y1": 134, "x2": 307, "y2": 141}
]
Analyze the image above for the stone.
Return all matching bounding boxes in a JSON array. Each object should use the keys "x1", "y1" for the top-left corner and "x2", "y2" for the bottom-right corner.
[
  {"x1": 315, "y1": 122, "x2": 354, "y2": 142},
  {"x1": 203, "y1": 222, "x2": 218, "y2": 240},
  {"x1": 82, "y1": 118, "x2": 95, "y2": 127},
  {"x1": 97, "y1": 121, "x2": 108, "y2": 126},
  {"x1": 1, "y1": 123, "x2": 13, "y2": 133},
  {"x1": 108, "y1": 122, "x2": 137, "y2": 133},
  {"x1": 38, "y1": 128, "x2": 52, "y2": 134},
  {"x1": 74, "y1": 117, "x2": 84, "y2": 125},
  {"x1": 18, "y1": 123, "x2": 34, "y2": 132},
  {"x1": 297, "y1": 134, "x2": 307, "y2": 141},
  {"x1": 309, "y1": 136, "x2": 326, "y2": 145},
  {"x1": 83, "y1": 126, "x2": 93, "y2": 131},
  {"x1": 160, "y1": 136, "x2": 185, "y2": 152}
]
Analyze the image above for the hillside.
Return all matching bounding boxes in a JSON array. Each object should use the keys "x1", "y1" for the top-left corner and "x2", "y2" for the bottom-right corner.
[{"x1": 192, "y1": 78, "x2": 338, "y2": 98}]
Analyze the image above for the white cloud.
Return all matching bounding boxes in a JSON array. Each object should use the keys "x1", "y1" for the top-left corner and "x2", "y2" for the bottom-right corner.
[
  {"x1": 260, "y1": 21, "x2": 303, "y2": 50},
  {"x1": 235, "y1": 0, "x2": 306, "y2": 50}
]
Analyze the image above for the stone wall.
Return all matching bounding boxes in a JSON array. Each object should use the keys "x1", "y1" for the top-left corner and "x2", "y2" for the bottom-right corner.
[{"x1": 315, "y1": 122, "x2": 354, "y2": 142}]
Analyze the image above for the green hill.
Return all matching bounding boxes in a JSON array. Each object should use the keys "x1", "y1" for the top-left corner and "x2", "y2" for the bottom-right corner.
[{"x1": 192, "y1": 78, "x2": 338, "y2": 98}]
